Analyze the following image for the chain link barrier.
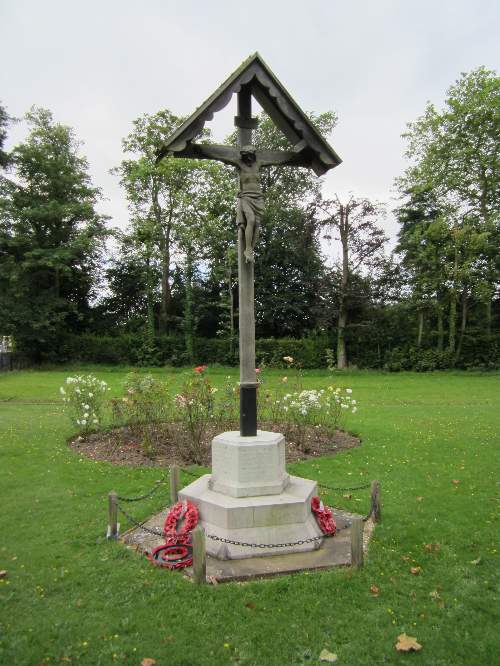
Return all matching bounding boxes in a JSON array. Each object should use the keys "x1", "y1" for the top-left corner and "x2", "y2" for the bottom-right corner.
[
  {"x1": 115, "y1": 468, "x2": 374, "y2": 548},
  {"x1": 117, "y1": 502, "x2": 164, "y2": 536}
]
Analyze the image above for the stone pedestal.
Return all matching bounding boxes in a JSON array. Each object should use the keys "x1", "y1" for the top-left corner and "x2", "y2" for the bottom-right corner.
[
  {"x1": 178, "y1": 430, "x2": 323, "y2": 560},
  {"x1": 179, "y1": 473, "x2": 322, "y2": 559},
  {"x1": 210, "y1": 430, "x2": 289, "y2": 497}
]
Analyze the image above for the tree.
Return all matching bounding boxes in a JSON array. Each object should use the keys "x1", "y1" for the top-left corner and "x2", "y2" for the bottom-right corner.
[
  {"x1": 243, "y1": 111, "x2": 337, "y2": 337},
  {"x1": 396, "y1": 188, "x2": 449, "y2": 349},
  {"x1": 320, "y1": 196, "x2": 387, "y2": 368},
  {"x1": 0, "y1": 107, "x2": 108, "y2": 359},
  {"x1": 114, "y1": 110, "x2": 219, "y2": 334},
  {"x1": 399, "y1": 67, "x2": 500, "y2": 340}
]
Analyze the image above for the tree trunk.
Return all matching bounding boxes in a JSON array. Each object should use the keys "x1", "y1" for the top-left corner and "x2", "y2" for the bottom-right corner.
[
  {"x1": 54, "y1": 267, "x2": 60, "y2": 299},
  {"x1": 183, "y1": 247, "x2": 194, "y2": 363},
  {"x1": 448, "y1": 248, "x2": 459, "y2": 354},
  {"x1": 416, "y1": 309, "x2": 424, "y2": 347},
  {"x1": 145, "y1": 252, "x2": 155, "y2": 336},
  {"x1": 455, "y1": 293, "x2": 468, "y2": 365},
  {"x1": 436, "y1": 302, "x2": 444, "y2": 352},
  {"x1": 486, "y1": 297, "x2": 492, "y2": 336},
  {"x1": 337, "y1": 208, "x2": 349, "y2": 369},
  {"x1": 152, "y1": 180, "x2": 171, "y2": 334}
]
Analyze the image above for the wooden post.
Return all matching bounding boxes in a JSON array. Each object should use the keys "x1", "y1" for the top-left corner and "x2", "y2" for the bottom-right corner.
[
  {"x1": 370, "y1": 480, "x2": 381, "y2": 523},
  {"x1": 237, "y1": 86, "x2": 258, "y2": 437},
  {"x1": 192, "y1": 524, "x2": 206, "y2": 585},
  {"x1": 107, "y1": 491, "x2": 119, "y2": 539},
  {"x1": 170, "y1": 464, "x2": 179, "y2": 505},
  {"x1": 350, "y1": 517, "x2": 364, "y2": 568}
]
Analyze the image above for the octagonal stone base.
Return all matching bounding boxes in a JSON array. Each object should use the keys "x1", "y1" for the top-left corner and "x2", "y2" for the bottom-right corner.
[
  {"x1": 211, "y1": 430, "x2": 289, "y2": 498},
  {"x1": 179, "y1": 474, "x2": 323, "y2": 559}
]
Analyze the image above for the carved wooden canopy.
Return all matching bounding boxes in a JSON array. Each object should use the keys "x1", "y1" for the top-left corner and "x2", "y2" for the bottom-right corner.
[{"x1": 158, "y1": 52, "x2": 342, "y2": 177}]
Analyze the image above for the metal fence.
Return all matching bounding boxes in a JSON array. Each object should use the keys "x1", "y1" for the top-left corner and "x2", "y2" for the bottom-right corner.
[{"x1": 0, "y1": 352, "x2": 27, "y2": 372}]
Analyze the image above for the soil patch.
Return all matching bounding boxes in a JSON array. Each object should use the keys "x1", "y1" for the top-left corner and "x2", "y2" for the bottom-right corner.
[{"x1": 69, "y1": 421, "x2": 360, "y2": 468}]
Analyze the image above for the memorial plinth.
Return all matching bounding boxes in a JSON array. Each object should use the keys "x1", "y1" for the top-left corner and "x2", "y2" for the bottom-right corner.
[
  {"x1": 179, "y1": 430, "x2": 323, "y2": 560},
  {"x1": 210, "y1": 430, "x2": 289, "y2": 497}
]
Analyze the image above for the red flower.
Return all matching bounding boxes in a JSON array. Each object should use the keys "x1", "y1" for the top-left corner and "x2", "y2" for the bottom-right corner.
[{"x1": 193, "y1": 365, "x2": 207, "y2": 374}]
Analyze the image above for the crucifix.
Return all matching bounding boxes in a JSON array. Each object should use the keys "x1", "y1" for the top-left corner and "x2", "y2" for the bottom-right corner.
[
  {"x1": 163, "y1": 54, "x2": 342, "y2": 561},
  {"x1": 157, "y1": 53, "x2": 341, "y2": 438},
  {"x1": 165, "y1": 89, "x2": 307, "y2": 436}
]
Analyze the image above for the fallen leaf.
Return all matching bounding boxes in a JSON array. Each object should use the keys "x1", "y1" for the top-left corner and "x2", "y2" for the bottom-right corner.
[
  {"x1": 207, "y1": 575, "x2": 219, "y2": 585},
  {"x1": 0, "y1": 570, "x2": 7, "y2": 579},
  {"x1": 452, "y1": 479, "x2": 460, "y2": 485},
  {"x1": 395, "y1": 634, "x2": 422, "y2": 652},
  {"x1": 244, "y1": 601, "x2": 256, "y2": 609},
  {"x1": 470, "y1": 557, "x2": 481, "y2": 565},
  {"x1": 343, "y1": 493, "x2": 352, "y2": 500},
  {"x1": 319, "y1": 648, "x2": 338, "y2": 663},
  {"x1": 416, "y1": 496, "x2": 424, "y2": 502},
  {"x1": 75, "y1": 599, "x2": 82, "y2": 608},
  {"x1": 141, "y1": 659, "x2": 156, "y2": 666},
  {"x1": 401, "y1": 555, "x2": 410, "y2": 562},
  {"x1": 163, "y1": 635, "x2": 173, "y2": 643},
  {"x1": 429, "y1": 590, "x2": 440, "y2": 600},
  {"x1": 410, "y1": 566, "x2": 422, "y2": 575},
  {"x1": 424, "y1": 543, "x2": 441, "y2": 553},
  {"x1": 370, "y1": 584, "x2": 380, "y2": 596}
]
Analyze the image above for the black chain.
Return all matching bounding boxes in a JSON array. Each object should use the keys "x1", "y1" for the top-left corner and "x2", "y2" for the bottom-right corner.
[
  {"x1": 117, "y1": 503, "x2": 164, "y2": 536},
  {"x1": 205, "y1": 524, "x2": 351, "y2": 549},
  {"x1": 116, "y1": 469, "x2": 374, "y2": 547},
  {"x1": 117, "y1": 476, "x2": 168, "y2": 503},
  {"x1": 117, "y1": 501, "x2": 358, "y2": 547}
]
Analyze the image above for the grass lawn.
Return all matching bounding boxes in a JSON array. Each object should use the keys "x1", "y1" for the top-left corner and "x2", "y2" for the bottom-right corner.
[{"x1": 0, "y1": 367, "x2": 499, "y2": 665}]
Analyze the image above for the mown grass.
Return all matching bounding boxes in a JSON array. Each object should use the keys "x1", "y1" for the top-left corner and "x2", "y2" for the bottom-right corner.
[{"x1": 0, "y1": 367, "x2": 499, "y2": 665}]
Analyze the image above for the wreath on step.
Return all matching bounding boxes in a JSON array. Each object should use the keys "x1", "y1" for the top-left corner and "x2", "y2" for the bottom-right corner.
[
  {"x1": 311, "y1": 496, "x2": 336, "y2": 536},
  {"x1": 148, "y1": 500, "x2": 199, "y2": 569}
]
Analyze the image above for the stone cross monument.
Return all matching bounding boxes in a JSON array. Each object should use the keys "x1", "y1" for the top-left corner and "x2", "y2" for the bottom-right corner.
[{"x1": 158, "y1": 53, "x2": 342, "y2": 559}]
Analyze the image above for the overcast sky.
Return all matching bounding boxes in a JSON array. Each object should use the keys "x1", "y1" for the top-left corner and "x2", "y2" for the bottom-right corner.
[{"x1": 1, "y1": 0, "x2": 499, "y2": 253}]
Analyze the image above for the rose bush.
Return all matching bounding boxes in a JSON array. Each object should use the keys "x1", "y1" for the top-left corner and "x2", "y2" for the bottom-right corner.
[{"x1": 60, "y1": 374, "x2": 109, "y2": 431}]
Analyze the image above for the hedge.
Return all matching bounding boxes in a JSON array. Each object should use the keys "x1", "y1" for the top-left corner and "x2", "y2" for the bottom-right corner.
[{"x1": 48, "y1": 331, "x2": 500, "y2": 370}]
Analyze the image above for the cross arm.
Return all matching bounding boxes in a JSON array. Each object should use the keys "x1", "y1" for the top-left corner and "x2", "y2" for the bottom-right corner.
[
  {"x1": 158, "y1": 142, "x2": 240, "y2": 166},
  {"x1": 258, "y1": 149, "x2": 310, "y2": 168}
]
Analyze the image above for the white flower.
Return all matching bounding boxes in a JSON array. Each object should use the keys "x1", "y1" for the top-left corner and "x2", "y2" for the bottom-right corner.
[
  {"x1": 84, "y1": 413, "x2": 89, "y2": 418},
  {"x1": 75, "y1": 388, "x2": 81, "y2": 394},
  {"x1": 89, "y1": 393, "x2": 93, "y2": 398},
  {"x1": 80, "y1": 419, "x2": 87, "y2": 425},
  {"x1": 352, "y1": 399, "x2": 356, "y2": 405},
  {"x1": 84, "y1": 404, "x2": 90, "y2": 410},
  {"x1": 93, "y1": 419, "x2": 98, "y2": 424},
  {"x1": 76, "y1": 419, "x2": 81, "y2": 425},
  {"x1": 346, "y1": 388, "x2": 352, "y2": 394},
  {"x1": 352, "y1": 406, "x2": 357, "y2": 413},
  {"x1": 59, "y1": 387, "x2": 66, "y2": 395},
  {"x1": 341, "y1": 404, "x2": 348, "y2": 409}
]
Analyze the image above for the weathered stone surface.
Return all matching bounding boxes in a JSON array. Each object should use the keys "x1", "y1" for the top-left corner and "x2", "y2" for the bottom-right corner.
[{"x1": 210, "y1": 430, "x2": 289, "y2": 497}]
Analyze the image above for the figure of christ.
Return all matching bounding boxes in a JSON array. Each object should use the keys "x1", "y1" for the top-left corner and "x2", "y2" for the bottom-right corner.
[{"x1": 176, "y1": 143, "x2": 307, "y2": 262}]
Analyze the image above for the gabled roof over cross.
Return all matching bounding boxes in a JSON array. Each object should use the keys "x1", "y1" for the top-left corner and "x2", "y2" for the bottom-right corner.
[{"x1": 158, "y1": 52, "x2": 342, "y2": 176}]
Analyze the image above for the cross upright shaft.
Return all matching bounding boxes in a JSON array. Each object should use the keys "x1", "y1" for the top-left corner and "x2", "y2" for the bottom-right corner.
[{"x1": 236, "y1": 87, "x2": 258, "y2": 436}]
